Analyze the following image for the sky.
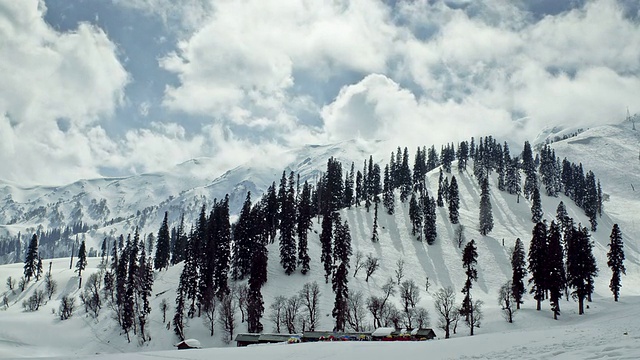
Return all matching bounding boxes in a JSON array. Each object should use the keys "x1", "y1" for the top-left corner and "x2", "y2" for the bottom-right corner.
[{"x1": 0, "y1": 0, "x2": 639, "y2": 186}]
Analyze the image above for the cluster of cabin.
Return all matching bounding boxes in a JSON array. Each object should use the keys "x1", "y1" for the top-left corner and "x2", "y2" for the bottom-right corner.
[{"x1": 234, "y1": 328, "x2": 437, "y2": 347}]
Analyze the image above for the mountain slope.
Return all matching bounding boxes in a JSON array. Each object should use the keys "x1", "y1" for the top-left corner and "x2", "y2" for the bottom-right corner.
[{"x1": 0, "y1": 122, "x2": 639, "y2": 358}]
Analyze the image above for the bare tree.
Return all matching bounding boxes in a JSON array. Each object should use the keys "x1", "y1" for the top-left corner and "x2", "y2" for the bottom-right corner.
[
  {"x1": 434, "y1": 287, "x2": 456, "y2": 339},
  {"x1": 218, "y1": 293, "x2": 238, "y2": 343},
  {"x1": 364, "y1": 254, "x2": 380, "y2": 282},
  {"x1": 395, "y1": 259, "x2": 405, "y2": 285},
  {"x1": 202, "y1": 295, "x2": 217, "y2": 336},
  {"x1": 352, "y1": 251, "x2": 365, "y2": 278},
  {"x1": 414, "y1": 307, "x2": 430, "y2": 328},
  {"x1": 299, "y1": 282, "x2": 320, "y2": 331},
  {"x1": 79, "y1": 273, "x2": 102, "y2": 318},
  {"x1": 269, "y1": 295, "x2": 287, "y2": 333},
  {"x1": 498, "y1": 281, "x2": 516, "y2": 323},
  {"x1": 382, "y1": 302, "x2": 401, "y2": 328},
  {"x1": 367, "y1": 278, "x2": 396, "y2": 328},
  {"x1": 159, "y1": 299, "x2": 170, "y2": 324},
  {"x1": 284, "y1": 295, "x2": 301, "y2": 333},
  {"x1": 234, "y1": 283, "x2": 249, "y2": 323},
  {"x1": 466, "y1": 300, "x2": 483, "y2": 336},
  {"x1": 399, "y1": 280, "x2": 420, "y2": 328},
  {"x1": 2, "y1": 295, "x2": 8, "y2": 309},
  {"x1": 18, "y1": 276, "x2": 26, "y2": 292},
  {"x1": 22, "y1": 290, "x2": 45, "y2": 311},
  {"x1": 44, "y1": 272, "x2": 57, "y2": 300},
  {"x1": 455, "y1": 224, "x2": 466, "y2": 248},
  {"x1": 6, "y1": 276, "x2": 15, "y2": 293},
  {"x1": 59, "y1": 295, "x2": 75, "y2": 320},
  {"x1": 346, "y1": 290, "x2": 367, "y2": 332}
]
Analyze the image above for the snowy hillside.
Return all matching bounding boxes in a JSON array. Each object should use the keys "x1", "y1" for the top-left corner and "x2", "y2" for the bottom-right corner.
[{"x1": 1, "y1": 122, "x2": 639, "y2": 359}]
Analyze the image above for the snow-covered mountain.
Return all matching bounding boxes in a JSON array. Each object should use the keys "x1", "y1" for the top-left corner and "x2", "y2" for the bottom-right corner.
[
  {"x1": 0, "y1": 139, "x2": 380, "y2": 257},
  {"x1": 1, "y1": 121, "x2": 639, "y2": 359}
]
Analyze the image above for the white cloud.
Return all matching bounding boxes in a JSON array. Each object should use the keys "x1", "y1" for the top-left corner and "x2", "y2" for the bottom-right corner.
[{"x1": 0, "y1": 0, "x2": 128, "y2": 185}]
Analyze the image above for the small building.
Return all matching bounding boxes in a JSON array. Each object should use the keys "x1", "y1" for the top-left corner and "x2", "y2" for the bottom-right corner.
[
  {"x1": 234, "y1": 333, "x2": 300, "y2": 347},
  {"x1": 411, "y1": 328, "x2": 437, "y2": 340},
  {"x1": 235, "y1": 333, "x2": 260, "y2": 347},
  {"x1": 175, "y1": 338, "x2": 202, "y2": 350}
]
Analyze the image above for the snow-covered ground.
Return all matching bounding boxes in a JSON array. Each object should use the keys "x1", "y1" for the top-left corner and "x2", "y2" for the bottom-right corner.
[{"x1": 1, "y1": 122, "x2": 639, "y2": 359}]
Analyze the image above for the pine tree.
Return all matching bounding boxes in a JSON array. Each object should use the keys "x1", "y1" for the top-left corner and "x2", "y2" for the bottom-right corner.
[
  {"x1": 371, "y1": 201, "x2": 379, "y2": 243},
  {"x1": 171, "y1": 215, "x2": 187, "y2": 265},
  {"x1": 607, "y1": 224, "x2": 625, "y2": 302},
  {"x1": 457, "y1": 141, "x2": 469, "y2": 172},
  {"x1": 506, "y1": 157, "x2": 521, "y2": 200},
  {"x1": 23, "y1": 234, "x2": 38, "y2": 283},
  {"x1": 76, "y1": 240, "x2": 87, "y2": 288},
  {"x1": 522, "y1": 141, "x2": 537, "y2": 200},
  {"x1": 566, "y1": 225, "x2": 598, "y2": 315},
  {"x1": 531, "y1": 185, "x2": 543, "y2": 223},
  {"x1": 355, "y1": 171, "x2": 363, "y2": 207},
  {"x1": 478, "y1": 177, "x2": 493, "y2": 236},
  {"x1": 247, "y1": 203, "x2": 268, "y2": 333},
  {"x1": 528, "y1": 221, "x2": 547, "y2": 311},
  {"x1": 343, "y1": 162, "x2": 355, "y2": 208},
  {"x1": 547, "y1": 221, "x2": 565, "y2": 320},
  {"x1": 584, "y1": 171, "x2": 598, "y2": 231},
  {"x1": 510, "y1": 238, "x2": 527, "y2": 309},
  {"x1": 383, "y1": 164, "x2": 395, "y2": 215},
  {"x1": 448, "y1": 176, "x2": 460, "y2": 224},
  {"x1": 332, "y1": 219, "x2": 351, "y2": 332},
  {"x1": 154, "y1": 211, "x2": 171, "y2": 270},
  {"x1": 279, "y1": 172, "x2": 297, "y2": 275},
  {"x1": 409, "y1": 193, "x2": 423, "y2": 239},
  {"x1": 320, "y1": 213, "x2": 334, "y2": 283},
  {"x1": 423, "y1": 195, "x2": 437, "y2": 245},
  {"x1": 213, "y1": 196, "x2": 231, "y2": 298},
  {"x1": 232, "y1": 193, "x2": 253, "y2": 280},
  {"x1": 137, "y1": 246, "x2": 153, "y2": 342},
  {"x1": 399, "y1": 147, "x2": 412, "y2": 202},
  {"x1": 297, "y1": 181, "x2": 313, "y2": 274},
  {"x1": 264, "y1": 182, "x2": 279, "y2": 243},
  {"x1": 460, "y1": 239, "x2": 478, "y2": 335},
  {"x1": 436, "y1": 169, "x2": 445, "y2": 207}
]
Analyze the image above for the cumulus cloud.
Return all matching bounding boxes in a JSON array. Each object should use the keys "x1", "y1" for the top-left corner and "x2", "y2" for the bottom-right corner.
[
  {"x1": 3, "y1": 0, "x2": 640, "y2": 186},
  {"x1": 0, "y1": 0, "x2": 128, "y2": 184}
]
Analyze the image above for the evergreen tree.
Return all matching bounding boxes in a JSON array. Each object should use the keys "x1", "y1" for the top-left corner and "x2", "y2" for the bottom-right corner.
[
  {"x1": 584, "y1": 171, "x2": 598, "y2": 231},
  {"x1": 556, "y1": 201, "x2": 570, "y2": 235},
  {"x1": 212, "y1": 196, "x2": 231, "y2": 298},
  {"x1": 279, "y1": 172, "x2": 297, "y2": 275},
  {"x1": 399, "y1": 147, "x2": 412, "y2": 202},
  {"x1": 547, "y1": 221, "x2": 565, "y2": 320},
  {"x1": 264, "y1": 182, "x2": 279, "y2": 243},
  {"x1": 247, "y1": 203, "x2": 268, "y2": 333},
  {"x1": 320, "y1": 213, "x2": 334, "y2": 283},
  {"x1": 409, "y1": 193, "x2": 423, "y2": 239},
  {"x1": 511, "y1": 238, "x2": 527, "y2": 309},
  {"x1": 171, "y1": 215, "x2": 187, "y2": 265},
  {"x1": 478, "y1": 177, "x2": 493, "y2": 236},
  {"x1": 436, "y1": 169, "x2": 445, "y2": 207},
  {"x1": 566, "y1": 225, "x2": 598, "y2": 315},
  {"x1": 355, "y1": 171, "x2": 363, "y2": 207},
  {"x1": 343, "y1": 162, "x2": 355, "y2": 208},
  {"x1": 505, "y1": 157, "x2": 521, "y2": 200},
  {"x1": 448, "y1": 176, "x2": 460, "y2": 224},
  {"x1": 522, "y1": 141, "x2": 537, "y2": 200},
  {"x1": 76, "y1": 240, "x2": 87, "y2": 287},
  {"x1": 297, "y1": 181, "x2": 313, "y2": 274},
  {"x1": 460, "y1": 239, "x2": 478, "y2": 335},
  {"x1": 457, "y1": 141, "x2": 469, "y2": 172},
  {"x1": 23, "y1": 234, "x2": 38, "y2": 283},
  {"x1": 182, "y1": 230, "x2": 199, "y2": 318},
  {"x1": 426, "y1": 145, "x2": 439, "y2": 172},
  {"x1": 383, "y1": 164, "x2": 395, "y2": 215},
  {"x1": 531, "y1": 185, "x2": 543, "y2": 223},
  {"x1": 332, "y1": 219, "x2": 352, "y2": 332},
  {"x1": 122, "y1": 231, "x2": 139, "y2": 342},
  {"x1": 154, "y1": 211, "x2": 171, "y2": 270},
  {"x1": 607, "y1": 224, "x2": 625, "y2": 302},
  {"x1": 232, "y1": 193, "x2": 253, "y2": 280},
  {"x1": 137, "y1": 246, "x2": 153, "y2": 342},
  {"x1": 528, "y1": 221, "x2": 547, "y2": 311},
  {"x1": 371, "y1": 201, "x2": 379, "y2": 243},
  {"x1": 423, "y1": 195, "x2": 437, "y2": 245}
]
